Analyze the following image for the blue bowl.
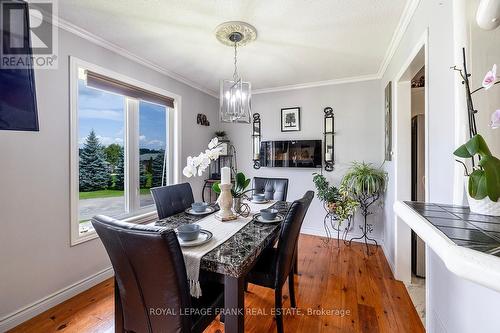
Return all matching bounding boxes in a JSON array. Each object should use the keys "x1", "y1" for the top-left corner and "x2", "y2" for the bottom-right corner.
[
  {"x1": 177, "y1": 224, "x2": 201, "y2": 241},
  {"x1": 260, "y1": 208, "x2": 279, "y2": 220},
  {"x1": 191, "y1": 202, "x2": 209, "y2": 213},
  {"x1": 253, "y1": 194, "x2": 266, "y2": 202}
]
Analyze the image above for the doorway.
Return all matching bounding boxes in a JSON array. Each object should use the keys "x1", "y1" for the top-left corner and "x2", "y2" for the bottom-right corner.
[{"x1": 393, "y1": 33, "x2": 428, "y2": 326}]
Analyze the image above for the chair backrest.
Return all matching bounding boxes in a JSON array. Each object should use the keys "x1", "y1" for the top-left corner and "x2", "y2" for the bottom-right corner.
[
  {"x1": 151, "y1": 183, "x2": 195, "y2": 219},
  {"x1": 253, "y1": 177, "x2": 289, "y2": 201},
  {"x1": 92, "y1": 215, "x2": 192, "y2": 333},
  {"x1": 274, "y1": 191, "x2": 314, "y2": 287}
]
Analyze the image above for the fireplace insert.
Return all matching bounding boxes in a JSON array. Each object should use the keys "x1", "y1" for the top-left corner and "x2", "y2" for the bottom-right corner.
[{"x1": 260, "y1": 140, "x2": 322, "y2": 168}]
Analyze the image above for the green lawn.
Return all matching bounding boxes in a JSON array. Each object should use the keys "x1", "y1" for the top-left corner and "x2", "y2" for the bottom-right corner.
[{"x1": 79, "y1": 188, "x2": 151, "y2": 199}]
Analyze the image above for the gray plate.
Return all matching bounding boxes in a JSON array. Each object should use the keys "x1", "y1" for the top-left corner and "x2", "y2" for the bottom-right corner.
[
  {"x1": 250, "y1": 199, "x2": 271, "y2": 204},
  {"x1": 178, "y1": 229, "x2": 213, "y2": 247},
  {"x1": 185, "y1": 206, "x2": 216, "y2": 216},
  {"x1": 253, "y1": 213, "x2": 285, "y2": 224}
]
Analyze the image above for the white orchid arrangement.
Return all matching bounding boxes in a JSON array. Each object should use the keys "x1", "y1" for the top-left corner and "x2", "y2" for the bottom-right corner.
[
  {"x1": 183, "y1": 137, "x2": 223, "y2": 178},
  {"x1": 452, "y1": 61, "x2": 500, "y2": 202}
]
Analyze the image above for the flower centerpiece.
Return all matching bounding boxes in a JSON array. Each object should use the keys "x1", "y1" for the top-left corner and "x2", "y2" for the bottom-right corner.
[
  {"x1": 452, "y1": 55, "x2": 500, "y2": 216},
  {"x1": 212, "y1": 172, "x2": 252, "y2": 213}
]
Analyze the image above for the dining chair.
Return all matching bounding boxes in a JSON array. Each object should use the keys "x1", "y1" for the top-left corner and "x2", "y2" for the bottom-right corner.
[
  {"x1": 246, "y1": 191, "x2": 314, "y2": 333},
  {"x1": 92, "y1": 215, "x2": 224, "y2": 333},
  {"x1": 151, "y1": 182, "x2": 195, "y2": 219},
  {"x1": 253, "y1": 177, "x2": 289, "y2": 201},
  {"x1": 253, "y1": 177, "x2": 303, "y2": 274}
]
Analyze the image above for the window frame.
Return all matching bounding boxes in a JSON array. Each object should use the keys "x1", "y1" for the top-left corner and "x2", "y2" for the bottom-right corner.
[{"x1": 69, "y1": 57, "x2": 182, "y2": 246}]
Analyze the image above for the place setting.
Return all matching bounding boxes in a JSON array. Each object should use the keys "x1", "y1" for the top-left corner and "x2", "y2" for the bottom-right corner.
[
  {"x1": 253, "y1": 208, "x2": 285, "y2": 224},
  {"x1": 175, "y1": 224, "x2": 213, "y2": 247},
  {"x1": 185, "y1": 201, "x2": 217, "y2": 216}
]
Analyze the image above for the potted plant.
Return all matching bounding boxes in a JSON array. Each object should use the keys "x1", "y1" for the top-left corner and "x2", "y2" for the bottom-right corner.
[
  {"x1": 212, "y1": 172, "x2": 252, "y2": 213},
  {"x1": 452, "y1": 54, "x2": 500, "y2": 216},
  {"x1": 312, "y1": 173, "x2": 340, "y2": 213},
  {"x1": 215, "y1": 130, "x2": 227, "y2": 140},
  {"x1": 340, "y1": 162, "x2": 387, "y2": 254}
]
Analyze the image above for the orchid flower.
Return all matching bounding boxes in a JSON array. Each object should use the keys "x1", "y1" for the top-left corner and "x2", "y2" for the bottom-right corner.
[
  {"x1": 491, "y1": 110, "x2": 500, "y2": 129},
  {"x1": 482, "y1": 64, "x2": 497, "y2": 90},
  {"x1": 183, "y1": 137, "x2": 225, "y2": 178}
]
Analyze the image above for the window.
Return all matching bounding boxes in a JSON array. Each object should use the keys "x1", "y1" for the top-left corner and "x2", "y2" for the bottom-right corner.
[{"x1": 70, "y1": 57, "x2": 179, "y2": 245}]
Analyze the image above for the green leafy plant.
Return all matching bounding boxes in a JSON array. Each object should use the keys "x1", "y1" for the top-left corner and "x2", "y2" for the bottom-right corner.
[
  {"x1": 312, "y1": 173, "x2": 340, "y2": 203},
  {"x1": 215, "y1": 130, "x2": 226, "y2": 138},
  {"x1": 454, "y1": 134, "x2": 500, "y2": 201},
  {"x1": 212, "y1": 172, "x2": 252, "y2": 198},
  {"x1": 341, "y1": 162, "x2": 388, "y2": 198}
]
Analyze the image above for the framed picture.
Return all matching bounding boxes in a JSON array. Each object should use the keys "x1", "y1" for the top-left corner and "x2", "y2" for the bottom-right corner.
[
  {"x1": 281, "y1": 107, "x2": 301, "y2": 132},
  {"x1": 384, "y1": 82, "x2": 392, "y2": 161}
]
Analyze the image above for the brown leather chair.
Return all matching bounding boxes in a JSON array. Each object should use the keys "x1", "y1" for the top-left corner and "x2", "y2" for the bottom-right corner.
[
  {"x1": 246, "y1": 191, "x2": 314, "y2": 333},
  {"x1": 92, "y1": 215, "x2": 224, "y2": 333},
  {"x1": 151, "y1": 183, "x2": 195, "y2": 219}
]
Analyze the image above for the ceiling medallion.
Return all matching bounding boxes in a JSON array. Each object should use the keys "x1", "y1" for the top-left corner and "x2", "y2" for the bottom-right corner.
[
  {"x1": 215, "y1": 21, "x2": 257, "y2": 47},
  {"x1": 216, "y1": 21, "x2": 257, "y2": 124}
]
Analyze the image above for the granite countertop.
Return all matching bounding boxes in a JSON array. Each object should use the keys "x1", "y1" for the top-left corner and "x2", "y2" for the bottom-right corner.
[
  {"x1": 154, "y1": 201, "x2": 290, "y2": 278},
  {"x1": 404, "y1": 202, "x2": 500, "y2": 256},
  {"x1": 394, "y1": 201, "x2": 500, "y2": 293}
]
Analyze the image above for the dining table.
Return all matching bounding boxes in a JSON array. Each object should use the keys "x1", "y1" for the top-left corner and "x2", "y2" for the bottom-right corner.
[{"x1": 151, "y1": 200, "x2": 291, "y2": 333}]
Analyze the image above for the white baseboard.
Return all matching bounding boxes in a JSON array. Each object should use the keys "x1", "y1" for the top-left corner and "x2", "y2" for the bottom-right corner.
[
  {"x1": 300, "y1": 226, "x2": 383, "y2": 245},
  {"x1": 0, "y1": 266, "x2": 114, "y2": 332},
  {"x1": 381, "y1": 242, "x2": 396, "y2": 276}
]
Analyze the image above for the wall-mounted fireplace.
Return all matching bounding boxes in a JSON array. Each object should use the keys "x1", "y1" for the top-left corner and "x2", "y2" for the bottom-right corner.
[{"x1": 259, "y1": 140, "x2": 322, "y2": 168}]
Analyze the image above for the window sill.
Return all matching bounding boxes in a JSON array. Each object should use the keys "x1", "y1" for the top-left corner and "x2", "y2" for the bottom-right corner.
[{"x1": 71, "y1": 208, "x2": 158, "y2": 246}]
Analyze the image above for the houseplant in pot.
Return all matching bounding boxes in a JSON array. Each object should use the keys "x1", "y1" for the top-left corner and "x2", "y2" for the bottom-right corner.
[
  {"x1": 212, "y1": 172, "x2": 252, "y2": 214},
  {"x1": 452, "y1": 52, "x2": 500, "y2": 216},
  {"x1": 340, "y1": 162, "x2": 387, "y2": 254},
  {"x1": 312, "y1": 173, "x2": 359, "y2": 245}
]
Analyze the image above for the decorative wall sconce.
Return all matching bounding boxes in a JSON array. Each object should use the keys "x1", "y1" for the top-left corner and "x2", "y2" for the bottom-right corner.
[
  {"x1": 324, "y1": 107, "x2": 334, "y2": 171},
  {"x1": 252, "y1": 113, "x2": 261, "y2": 169}
]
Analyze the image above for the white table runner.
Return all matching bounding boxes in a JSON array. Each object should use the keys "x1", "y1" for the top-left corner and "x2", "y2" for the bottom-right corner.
[{"x1": 183, "y1": 200, "x2": 274, "y2": 297}]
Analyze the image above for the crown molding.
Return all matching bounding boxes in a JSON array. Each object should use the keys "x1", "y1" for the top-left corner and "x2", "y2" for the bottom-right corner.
[
  {"x1": 376, "y1": 0, "x2": 422, "y2": 77},
  {"x1": 252, "y1": 74, "x2": 379, "y2": 94},
  {"x1": 53, "y1": 0, "x2": 419, "y2": 98},
  {"x1": 53, "y1": 16, "x2": 218, "y2": 98}
]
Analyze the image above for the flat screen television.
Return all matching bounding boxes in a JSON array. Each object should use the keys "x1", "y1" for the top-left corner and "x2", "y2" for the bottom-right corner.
[
  {"x1": 260, "y1": 140, "x2": 322, "y2": 168},
  {"x1": 0, "y1": 0, "x2": 39, "y2": 131}
]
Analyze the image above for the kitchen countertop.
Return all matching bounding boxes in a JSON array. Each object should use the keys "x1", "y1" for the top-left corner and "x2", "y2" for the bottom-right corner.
[{"x1": 394, "y1": 201, "x2": 500, "y2": 292}]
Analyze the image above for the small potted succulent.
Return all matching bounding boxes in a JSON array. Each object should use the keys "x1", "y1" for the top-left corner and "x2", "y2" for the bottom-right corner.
[{"x1": 453, "y1": 59, "x2": 500, "y2": 216}]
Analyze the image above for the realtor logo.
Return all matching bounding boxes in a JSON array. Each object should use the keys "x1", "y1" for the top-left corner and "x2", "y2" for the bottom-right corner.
[{"x1": 0, "y1": 0, "x2": 58, "y2": 69}]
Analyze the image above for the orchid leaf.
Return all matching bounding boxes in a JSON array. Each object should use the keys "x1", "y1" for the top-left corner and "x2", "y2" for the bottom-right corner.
[
  {"x1": 454, "y1": 134, "x2": 492, "y2": 158},
  {"x1": 468, "y1": 169, "x2": 487, "y2": 200},
  {"x1": 212, "y1": 181, "x2": 221, "y2": 194},
  {"x1": 479, "y1": 155, "x2": 500, "y2": 201}
]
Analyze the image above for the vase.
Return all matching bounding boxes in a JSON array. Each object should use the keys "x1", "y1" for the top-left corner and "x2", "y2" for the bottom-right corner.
[
  {"x1": 233, "y1": 197, "x2": 242, "y2": 213},
  {"x1": 464, "y1": 176, "x2": 500, "y2": 216}
]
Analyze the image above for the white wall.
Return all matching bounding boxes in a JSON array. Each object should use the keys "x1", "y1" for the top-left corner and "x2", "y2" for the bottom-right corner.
[
  {"x1": 381, "y1": 0, "x2": 456, "y2": 269},
  {"x1": 222, "y1": 80, "x2": 384, "y2": 240},
  {"x1": 0, "y1": 27, "x2": 218, "y2": 329},
  {"x1": 426, "y1": 248, "x2": 500, "y2": 333},
  {"x1": 468, "y1": 0, "x2": 500, "y2": 156}
]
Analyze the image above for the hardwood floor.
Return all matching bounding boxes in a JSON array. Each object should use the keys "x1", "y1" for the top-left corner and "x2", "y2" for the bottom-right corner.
[{"x1": 8, "y1": 235, "x2": 424, "y2": 333}]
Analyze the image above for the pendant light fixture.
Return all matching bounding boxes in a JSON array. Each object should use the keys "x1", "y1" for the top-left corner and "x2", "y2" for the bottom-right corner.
[{"x1": 216, "y1": 21, "x2": 257, "y2": 123}]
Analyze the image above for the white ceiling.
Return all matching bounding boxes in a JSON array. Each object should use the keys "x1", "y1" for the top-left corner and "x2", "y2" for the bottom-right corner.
[{"x1": 58, "y1": 0, "x2": 410, "y2": 95}]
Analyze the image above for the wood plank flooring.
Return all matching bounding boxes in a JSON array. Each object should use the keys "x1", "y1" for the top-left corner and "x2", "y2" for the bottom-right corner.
[{"x1": 8, "y1": 234, "x2": 424, "y2": 333}]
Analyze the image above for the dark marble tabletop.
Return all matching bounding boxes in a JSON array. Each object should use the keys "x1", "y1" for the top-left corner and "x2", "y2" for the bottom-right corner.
[
  {"x1": 154, "y1": 201, "x2": 291, "y2": 277},
  {"x1": 405, "y1": 201, "x2": 500, "y2": 257}
]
